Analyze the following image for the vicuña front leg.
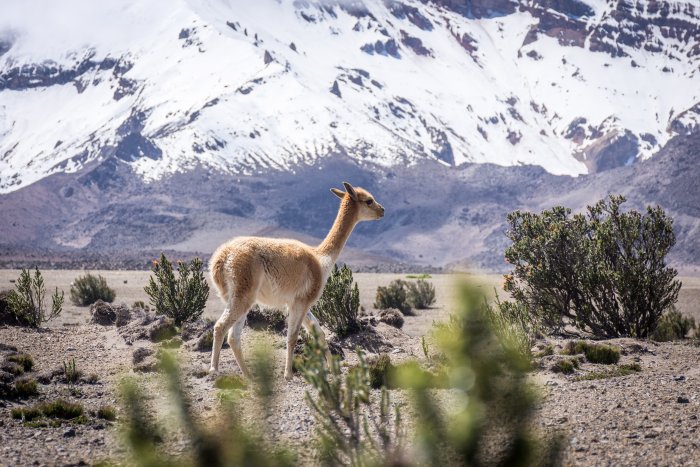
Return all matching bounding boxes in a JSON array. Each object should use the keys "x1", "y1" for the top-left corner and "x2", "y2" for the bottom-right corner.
[{"x1": 284, "y1": 306, "x2": 307, "y2": 381}]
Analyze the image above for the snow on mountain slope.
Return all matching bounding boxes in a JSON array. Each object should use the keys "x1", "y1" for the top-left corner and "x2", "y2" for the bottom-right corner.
[{"x1": 0, "y1": 0, "x2": 698, "y2": 193}]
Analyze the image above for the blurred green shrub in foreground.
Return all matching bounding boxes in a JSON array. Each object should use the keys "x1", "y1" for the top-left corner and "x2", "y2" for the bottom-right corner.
[{"x1": 120, "y1": 281, "x2": 560, "y2": 466}]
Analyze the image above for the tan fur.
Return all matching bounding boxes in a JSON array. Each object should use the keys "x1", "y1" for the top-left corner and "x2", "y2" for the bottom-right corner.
[{"x1": 209, "y1": 182, "x2": 384, "y2": 380}]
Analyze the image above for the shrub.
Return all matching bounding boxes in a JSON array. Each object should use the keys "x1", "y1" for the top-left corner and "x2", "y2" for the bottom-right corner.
[
  {"x1": 246, "y1": 305, "x2": 286, "y2": 333},
  {"x1": 132, "y1": 300, "x2": 149, "y2": 311},
  {"x1": 406, "y1": 279, "x2": 436, "y2": 309},
  {"x1": 86, "y1": 374, "x2": 99, "y2": 384},
  {"x1": 298, "y1": 331, "x2": 404, "y2": 465},
  {"x1": 2, "y1": 361, "x2": 24, "y2": 376},
  {"x1": 374, "y1": 280, "x2": 412, "y2": 315},
  {"x1": 534, "y1": 344, "x2": 554, "y2": 358},
  {"x1": 63, "y1": 358, "x2": 82, "y2": 384},
  {"x1": 504, "y1": 195, "x2": 680, "y2": 338},
  {"x1": 366, "y1": 354, "x2": 394, "y2": 389},
  {"x1": 479, "y1": 296, "x2": 536, "y2": 360},
  {"x1": 38, "y1": 399, "x2": 84, "y2": 419},
  {"x1": 144, "y1": 254, "x2": 209, "y2": 326},
  {"x1": 12, "y1": 406, "x2": 42, "y2": 421},
  {"x1": 311, "y1": 264, "x2": 361, "y2": 337},
  {"x1": 5, "y1": 267, "x2": 63, "y2": 327},
  {"x1": 651, "y1": 308, "x2": 696, "y2": 341},
  {"x1": 551, "y1": 358, "x2": 579, "y2": 374},
  {"x1": 97, "y1": 405, "x2": 117, "y2": 421},
  {"x1": 14, "y1": 377, "x2": 39, "y2": 397},
  {"x1": 70, "y1": 273, "x2": 116, "y2": 306},
  {"x1": 562, "y1": 341, "x2": 620, "y2": 364},
  {"x1": 13, "y1": 399, "x2": 84, "y2": 421},
  {"x1": 7, "y1": 353, "x2": 34, "y2": 371},
  {"x1": 582, "y1": 343, "x2": 620, "y2": 364}
]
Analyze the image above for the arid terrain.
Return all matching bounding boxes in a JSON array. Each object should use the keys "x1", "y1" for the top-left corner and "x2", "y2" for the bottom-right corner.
[{"x1": 1, "y1": 270, "x2": 699, "y2": 466}]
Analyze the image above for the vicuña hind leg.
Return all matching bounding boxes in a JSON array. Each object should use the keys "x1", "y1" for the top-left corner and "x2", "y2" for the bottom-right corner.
[
  {"x1": 210, "y1": 297, "x2": 250, "y2": 374},
  {"x1": 303, "y1": 311, "x2": 333, "y2": 366},
  {"x1": 227, "y1": 315, "x2": 250, "y2": 378}
]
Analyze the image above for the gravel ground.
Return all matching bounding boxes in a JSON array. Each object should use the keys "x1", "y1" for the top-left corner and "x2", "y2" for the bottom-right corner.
[{"x1": 0, "y1": 270, "x2": 699, "y2": 466}]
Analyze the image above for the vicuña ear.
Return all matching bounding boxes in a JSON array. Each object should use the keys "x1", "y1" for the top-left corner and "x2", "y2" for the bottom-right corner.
[
  {"x1": 342, "y1": 181, "x2": 358, "y2": 201},
  {"x1": 331, "y1": 188, "x2": 345, "y2": 199}
]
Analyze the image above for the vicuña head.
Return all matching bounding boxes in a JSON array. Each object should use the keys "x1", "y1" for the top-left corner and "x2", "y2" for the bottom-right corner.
[{"x1": 209, "y1": 182, "x2": 383, "y2": 380}]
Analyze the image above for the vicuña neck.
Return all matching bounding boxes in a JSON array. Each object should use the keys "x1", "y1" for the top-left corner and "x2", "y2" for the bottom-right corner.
[{"x1": 316, "y1": 197, "x2": 358, "y2": 261}]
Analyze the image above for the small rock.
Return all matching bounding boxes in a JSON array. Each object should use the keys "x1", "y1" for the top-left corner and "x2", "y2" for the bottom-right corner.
[
  {"x1": 674, "y1": 375, "x2": 686, "y2": 382},
  {"x1": 677, "y1": 396, "x2": 690, "y2": 404},
  {"x1": 89, "y1": 300, "x2": 118, "y2": 325},
  {"x1": 377, "y1": 308, "x2": 404, "y2": 329},
  {"x1": 63, "y1": 428, "x2": 76, "y2": 438}
]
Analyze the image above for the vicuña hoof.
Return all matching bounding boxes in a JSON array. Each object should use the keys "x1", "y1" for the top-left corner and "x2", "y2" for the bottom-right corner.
[{"x1": 284, "y1": 371, "x2": 294, "y2": 381}]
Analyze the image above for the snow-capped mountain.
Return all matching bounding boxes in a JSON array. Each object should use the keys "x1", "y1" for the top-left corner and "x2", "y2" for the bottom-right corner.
[{"x1": 1, "y1": 0, "x2": 698, "y2": 194}]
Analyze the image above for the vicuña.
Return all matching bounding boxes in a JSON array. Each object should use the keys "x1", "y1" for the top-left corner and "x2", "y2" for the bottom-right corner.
[{"x1": 209, "y1": 182, "x2": 385, "y2": 380}]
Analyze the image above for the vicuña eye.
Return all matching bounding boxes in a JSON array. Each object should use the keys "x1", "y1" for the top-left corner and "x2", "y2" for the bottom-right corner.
[{"x1": 366, "y1": 199, "x2": 374, "y2": 206}]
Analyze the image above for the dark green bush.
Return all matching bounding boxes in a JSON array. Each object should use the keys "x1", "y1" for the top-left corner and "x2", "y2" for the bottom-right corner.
[
  {"x1": 5, "y1": 267, "x2": 63, "y2": 327},
  {"x1": 504, "y1": 195, "x2": 680, "y2": 338},
  {"x1": 311, "y1": 264, "x2": 361, "y2": 337},
  {"x1": 12, "y1": 406, "x2": 42, "y2": 421},
  {"x1": 7, "y1": 353, "x2": 34, "y2": 371},
  {"x1": 406, "y1": 279, "x2": 436, "y2": 309},
  {"x1": 374, "y1": 279, "x2": 412, "y2": 315},
  {"x1": 651, "y1": 308, "x2": 696, "y2": 341},
  {"x1": 144, "y1": 254, "x2": 209, "y2": 326},
  {"x1": 70, "y1": 273, "x2": 116, "y2": 306}
]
